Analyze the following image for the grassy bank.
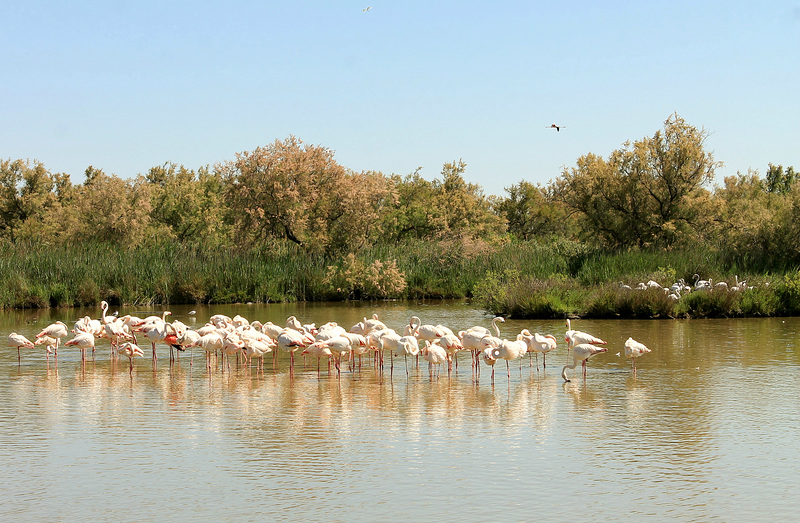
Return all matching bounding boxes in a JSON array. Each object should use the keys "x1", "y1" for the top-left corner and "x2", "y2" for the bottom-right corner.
[{"x1": 2, "y1": 239, "x2": 799, "y2": 318}]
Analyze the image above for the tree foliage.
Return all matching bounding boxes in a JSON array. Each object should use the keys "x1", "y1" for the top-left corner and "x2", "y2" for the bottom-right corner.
[
  {"x1": 220, "y1": 136, "x2": 389, "y2": 255},
  {"x1": 551, "y1": 114, "x2": 720, "y2": 248},
  {"x1": 495, "y1": 180, "x2": 570, "y2": 240},
  {"x1": 0, "y1": 158, "x2": 57, "y2": 242}
]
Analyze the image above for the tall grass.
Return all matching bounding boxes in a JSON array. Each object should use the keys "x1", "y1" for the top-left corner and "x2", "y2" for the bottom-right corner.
[{"x1": 2, "y1": 239, "x2": 799, "y2": 318}]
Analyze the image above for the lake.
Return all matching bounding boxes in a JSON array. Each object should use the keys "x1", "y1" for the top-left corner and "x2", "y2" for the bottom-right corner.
[{"x1": 2, "y1": 301, "x2": 798, "y2": 521}]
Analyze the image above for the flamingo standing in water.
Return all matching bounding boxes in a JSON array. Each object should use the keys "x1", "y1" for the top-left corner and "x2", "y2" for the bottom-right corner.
[
  {"x1": 565, "y1": 318, "x2": 606, "y2": 362},
  {"x1": 520, "y1": 330, "x2": 557, "y2": 370},
  {"x1": 561, "y1": 343, "x2": 608, "y2": 382},
  {"x1": 395, "y1": 335, "x2": 420, "y2": 377},
  {"x1": 35, "y1": 321, "x2": 69, "y2": 356},
  {"x1": 277, "y1": 328, "x2": 314, "y2": 376},
  {"x1": 64, "y1": 331, "x2": 96, "y2": 362},
  {"x1": 8, "y1": 333, "x2": 36, "y2": 363},
  {"x1": 34, "y1": 336, "x2": 57, "y2": 362},
  {"x1": 422, "y1": 341, "x2": 448, "y2": 379},
  {"x1": 624, "y1": 337, "x2": 651, "y2": 374},
  {"x1": 117, "y1": 341, "x2": 145, "y2": 374}
]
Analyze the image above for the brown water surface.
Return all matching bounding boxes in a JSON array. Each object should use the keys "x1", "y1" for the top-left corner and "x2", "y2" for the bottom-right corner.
[{"x1": 1, "y1": 302, "x2": 798, "y2": 520}]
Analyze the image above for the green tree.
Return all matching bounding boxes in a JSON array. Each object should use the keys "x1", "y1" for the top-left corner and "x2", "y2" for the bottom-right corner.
[
  {"x1": 379, "y1": 169, "x2": 444, "y2": 243},
  {"x1": 77, "y1": 169, "x2": 153, "y2": 246},
  {"x1": 550, "y1": 114, "x2": 720, "y2": 248},
  {"x1": 433, "y1": 159, "x2": 504, "y2": 240},
  {"x1": 0, "y1": 158, "x2": 56, "y2": 242},
  {"x1": 147, "y1": 163, "x2": 230, "y2": 245},
  {"x1": 496, "y1": 180, "x2": 570, "y2": 240},
  {"x1": 765, "y1": 163, "x2": 798, "y2": 194},
  {"x1": 379, "y1": 161, "x2": 504, "y2": 244}
]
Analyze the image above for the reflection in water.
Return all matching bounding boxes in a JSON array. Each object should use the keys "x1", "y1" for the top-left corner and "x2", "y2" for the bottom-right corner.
[{"x1": 2, "y1": 306, "x2": 800, "y2": 520}]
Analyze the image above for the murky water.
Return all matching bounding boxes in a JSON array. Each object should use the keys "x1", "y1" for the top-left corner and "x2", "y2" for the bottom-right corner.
[{"x1": 2, "y1": 302, "x2": 799, "y2": 521}]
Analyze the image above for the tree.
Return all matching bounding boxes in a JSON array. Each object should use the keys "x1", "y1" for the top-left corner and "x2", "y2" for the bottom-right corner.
[
  {"x1": 379, "y1": 169, "x2": 444, "y2": 244},
  {"x1": 550, "y1": 114, "x2": 720, "y2": 248},
  {"x1": 765, "y1": 163, "x2": 798, "y2": 194},
  {"x1": 77, "y1": 169, "x2": 153, "y2": 246},
  {"x1": 379, "y1": 161, "x2": 504, "y2": 244},
  {"x1": 433, "y1": 159, "x2": 504, "y2": 240},
  {"x1": 221, "y1": 136, "x2": 388, "y2": 254},
  {"x1": 496, "y1": 180, "x2": 570, "y2": 240},
  {"x1": 147, "y1": 163, "x2": 230, "y2": 245},
  {"x1": 0, "y1": 158, "x2": 56, "y2": 242}
]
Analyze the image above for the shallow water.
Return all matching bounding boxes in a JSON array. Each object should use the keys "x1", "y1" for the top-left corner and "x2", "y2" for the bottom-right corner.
[{"x1": 2, "y1": 302, "x2": 799, "y2": 521}]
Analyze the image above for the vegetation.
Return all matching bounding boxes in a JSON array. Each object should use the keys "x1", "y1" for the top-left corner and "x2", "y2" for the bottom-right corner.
[{"x1": 1, "y1": 115, "x2": 797, "y2": 318}]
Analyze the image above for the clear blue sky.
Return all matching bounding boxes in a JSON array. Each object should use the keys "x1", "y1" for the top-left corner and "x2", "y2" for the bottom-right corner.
[{"x1": 3, "y1": 1, "x2": 798, "y2": 197}]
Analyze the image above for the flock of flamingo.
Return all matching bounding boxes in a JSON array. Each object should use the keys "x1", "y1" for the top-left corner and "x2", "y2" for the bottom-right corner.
[
  {"x1": 6, "y1": 302, "x2": 652, "y2": 382},
  {"x1": 621, "y1": 273, "x2": 755, "y2": 300}
]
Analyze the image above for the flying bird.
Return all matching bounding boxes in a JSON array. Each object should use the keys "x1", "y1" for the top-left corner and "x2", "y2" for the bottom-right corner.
[
  {"x1": 363, "y1": 6, "x2": 372, "y2": 11},
  {"x1": 548, "y1": 124, "x2": 565, "y2": 132}
]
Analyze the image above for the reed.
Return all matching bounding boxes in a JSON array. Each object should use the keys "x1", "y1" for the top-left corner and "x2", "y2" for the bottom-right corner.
[{"x1": 1, "y1": 239, "x2": 798, "y2": 319}]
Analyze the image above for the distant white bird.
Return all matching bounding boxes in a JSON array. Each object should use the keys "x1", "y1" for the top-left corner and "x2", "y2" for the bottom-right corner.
[
  {"x1": 624, "y1": 337, "x2": 651, "y2": 373},
  {"x1": 363, "y1": 6, "x2": 372, "y2": 11}
]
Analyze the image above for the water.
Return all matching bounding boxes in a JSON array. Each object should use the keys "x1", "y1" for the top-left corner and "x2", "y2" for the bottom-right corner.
[{"x1": 2, "y1": 302, "x2": 799, "y2": 521}]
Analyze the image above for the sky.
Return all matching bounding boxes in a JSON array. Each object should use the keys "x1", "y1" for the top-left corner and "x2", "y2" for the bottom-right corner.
[{"x1": 3, "y1": 1, "x2": 799, "y2": 197}]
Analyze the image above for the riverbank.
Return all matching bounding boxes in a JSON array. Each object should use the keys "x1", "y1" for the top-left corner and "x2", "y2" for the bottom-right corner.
[{"x1": 1, "y1": 239, "x2": 797, "y2": 318}]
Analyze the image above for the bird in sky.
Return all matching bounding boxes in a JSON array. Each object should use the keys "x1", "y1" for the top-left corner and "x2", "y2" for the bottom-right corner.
[
  {"x1": 548, "y1": 124, "x2": 565, "y2": 132},
  {"x1": 363, "y1": 6, "x2": 372, "y2": 12}
]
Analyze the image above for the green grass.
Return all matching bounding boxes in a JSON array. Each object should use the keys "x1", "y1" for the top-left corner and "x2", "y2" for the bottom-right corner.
[{"x1": 1, "y1": 239, "x2": 798, "y2": 319}]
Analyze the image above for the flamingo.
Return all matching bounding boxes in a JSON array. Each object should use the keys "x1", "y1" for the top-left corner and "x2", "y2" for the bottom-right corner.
[
  {"x1": 277, "y1": 328, "x2": 314, "y2": 376},
  {"x1": 176, "y1": 329, "x2": 202, "y2": 365},
  {"x1": 188, "y1": 331, "x2": 224, "y2": 371},
  {"x1": 547, "y1": 123, "x2": 565, "y2": 131},
  {"x1": 460, "y1": 317, "x2": 504, "y2": 371},
  {"x1": 406, "y1": 316, "x2": 445, "y2": 345},
  {"x1": 8, "y1": 333, "x2": 36, "y2": 363},
  {"x1": 521, "y1": 330, "x2": 557, "y2": 370},
  {"x1": 301, "y1": 344, "x2": 335, "y2": 376},
  {"x1": 488, "y1": 335, "x2": 528, "y2": 379},
  {"x1": 64, "y1": 332, "x2": 95, "y2": 362},
  {"x1": 243, "y1": 339, "x2": 273, "y2": 370},
  {"x1": 561, "y1": 343, "x2": 608, "y2": 382},
  {"x1": 377, "y1": 329, "x2": 401, "y2": 374},
  {"x1": 422, "y1": 341, "x2": 448, "y2": 379},
  {"x1": 116, "y1": 342, "x2": 145, "y2": 374},
  {"x1": 480, "y1": 346, "x2": 499, "y2": 382},
  {"x1": 395, "y1": 335, "x2": 420, "y2": 377},
  {"x1": 564, "y1": 319, "x2": 606, "y2": 356},
  {"x1": 36, "y1": 321, "x2": 68, "y2": 355},
  {"x1": 624, "y1": 337, "x2": 651, "y2": 374},
  {"x1": 34, "y1": 336, "x2": 57, "y2": 362},
  {"x1": 311, "y1": 336, "x2": 352, "y2": 375}
]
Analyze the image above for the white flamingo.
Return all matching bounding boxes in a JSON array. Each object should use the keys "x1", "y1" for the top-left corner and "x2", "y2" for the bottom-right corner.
[
  {"x1": 8, "y1": 333, "x2": 36, "y2": 363},
  {"x1": 116, "y1": 341, "x2": 145, "y2": 374},
  {"x1": 564, "y1": 319, "x2": 606, "y2": 361},
  {"x1": 561, "y1": 343, "x2": 608, "y2": 382},
  {"x1": 624, "y1": 337, "x2": 651, "y2": 374},
  {"x1": 521, "y1": 330, "x2": 557, "y2": 370},
  {"x1": 35, "y1": 321, "x2": 68, "y2": 355},
  {"x1": 395, "y1": 335, "x2": 420, "y2": 377},
  {"x1": 64, "y1": 331, "x2": 95, "y2": 362},
  {"x1": 490, "y1": 334, "x2": 528, "y2": 379}
]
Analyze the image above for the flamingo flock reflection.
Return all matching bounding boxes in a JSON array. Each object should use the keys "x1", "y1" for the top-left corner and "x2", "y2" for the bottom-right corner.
[{"x1": 6, "y1": 306, "x2": 651, "y2": 382}]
